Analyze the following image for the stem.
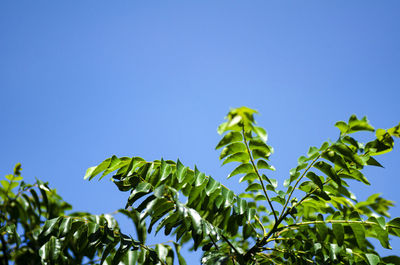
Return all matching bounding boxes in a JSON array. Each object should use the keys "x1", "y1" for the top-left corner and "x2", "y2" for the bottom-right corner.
[
  {"x1": 209, "y1": 235, "x2": 219, "y2": 250},
  {"x1": 279, "y1": 154, "x2": 321, "y2": 221},
  {"x1": 242, "y1": 128, "x2": 277, "y2": 223},
  {"x1": 254, "y1": 215, "x2": 266, "y2": 236},
  {"x1": 243, "y1": 153, "x2": 322, "y2": 261},
  {"x1": 220, "y1": 233, "x2": 240, "y2": 255},
  {"x1": 220, "y1": 234, "x2": 240, "y2": 264}
]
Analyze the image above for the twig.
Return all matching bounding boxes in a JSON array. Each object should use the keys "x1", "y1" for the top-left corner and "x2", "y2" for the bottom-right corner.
[
  {"x1": 209, "y1": 235, "x2": 219, "y2": 250},
  {"x1": 279, "y1": 154, "x2": 322, "y2": 221},
  {"x1": 220, "y1": 233, "x2": 240, "y2": 255},
  {"x1": 242, "y1": 128, "x2": 278, "y2": 223}
]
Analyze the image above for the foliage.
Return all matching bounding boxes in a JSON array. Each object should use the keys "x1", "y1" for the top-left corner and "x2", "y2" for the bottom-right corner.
[{"x1": 1, "y1": 107, "x2": 400, "y2": 264}]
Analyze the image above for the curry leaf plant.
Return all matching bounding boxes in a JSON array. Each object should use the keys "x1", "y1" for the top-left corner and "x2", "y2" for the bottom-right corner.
[{"x1": 2, "y1": 107, "x2": 400, "y2": 265}]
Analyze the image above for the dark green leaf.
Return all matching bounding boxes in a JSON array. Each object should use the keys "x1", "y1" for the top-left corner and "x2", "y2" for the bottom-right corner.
[
  {"x1": 350, "y1": 223, "x2": 366, "y2": 249},
  {"x1": 306, "y1": 172, "x2": 323, "y2": 190},
  {"x1": 332, "y1": 223, "x2": 344, "y2": 246},
  {"x1": 313, "y1": 161, "x2": 341, "y2": 185}
]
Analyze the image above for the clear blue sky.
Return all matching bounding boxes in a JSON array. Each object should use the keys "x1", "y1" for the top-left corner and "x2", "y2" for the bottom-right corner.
[{"x1": 1, "y1": 1, "x2": 399, "y2": 262}]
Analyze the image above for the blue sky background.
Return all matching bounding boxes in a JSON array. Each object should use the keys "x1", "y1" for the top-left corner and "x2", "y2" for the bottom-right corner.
[{"x1": 1, "y1": 1, "x2": 400, "y2": 262}]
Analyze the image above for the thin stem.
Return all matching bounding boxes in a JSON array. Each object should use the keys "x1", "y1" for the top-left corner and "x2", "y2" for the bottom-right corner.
[
  {"x1": 254, "y1": 215, "x2": 266, "y2": 236},
  {"x1": 220, "y1": 233, "x2": 240, "y2": 255},
  {"x1": 209, "y1": 235, "x2": 219, "y2": 250},
  {"x1": 242, "y1": 128, "x2": 277, "y2": 223},
  {"x1": 279, "y1": 154, "x2": 322, "y2": 221}
]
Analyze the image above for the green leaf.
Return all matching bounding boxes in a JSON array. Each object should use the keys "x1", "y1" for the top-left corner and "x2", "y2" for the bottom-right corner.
[
  {"x1": 350, "y1": 223, "x2": 366, "y2": 250},
  {"x1": 219, "y1": 142, "x2": 247, "y2": 160},
  {"x1": 239, "y1": 173, "x2": 257, "y2": 183},
  {"x1": 253, "y1": 126, "x2": 267, "y2": 142},
  {"x1": 160, "y1": 159, "x2": 172, "y2": 181},
  {"x1": 252, "y1": 149, "x2": 271, "y2": 160},
  {"x1": 306, "y1": 172, "x2": 323, "y2": 190},
  {"x1": 307, "y1": 146, "x2": 319, "y2": 158},
  {"x1": 222, "y1": 152, "x2": 249, "y2": 165},
  {"x1": 245, "y1": 183, "x2": 262, "y2": 192},
  {"x1": 322, "y1": 150, "x2": 349, "y2": 172},
  {"x1": 249, "y1": 139, "x2": 271, "y2": 154},
  {"x1": 347, "y1": 115, "x2": 375, "y2": 133},
  {"x1": 332, "y1": 223, "x2": 344, "y2": 246},
  {"x1": 101, "y1": 241, "x2": 119, "y2": 265},
  {"x1": 365, "y1": 253, "x2": 380, "y2": 265},
  {"x1": 331, "y1": 143, "x2": 364, "y2": 166},
  {"x1": 388, "y1": 217, "x2": 400, "y2": 237},
  {"x1": 148, "y1": 201, "x2": 175, "y2": 233},
  {"x1": 338, "y1": 170, "x2": 370, "y2": 185},
  {"x1": 388, "y1": 122, "x2": 400, "y2": 138},
  {"x1": 228, "y1": 163, "x2": 253, "y2": 179},
  {"x1": 176, "y1": 160, "x2": 188, "y2": 183},
  {"x1": 366, "y1": 156, "x2": 383, "y2": 167},
  {"x1": 39, "y1": 236, "x2": 62, "y2": 263},
  {"x1": 257, "y1": 160, "x2": 275, "y2": 171},
  {"x1": 58, "y1": 217, "x2": 73, "y2": 237},
  {"x1": 5, "y1": 224, "x2": 21, "y2": 246},
  {"x1": 335, "y1": 121, "x2": 348, "y2": 135},
  {"x1": 39, "y1": 217, "x2": 63, "y2": 238},
  {"x1": 126, "y1": 183, "x2": 152, "y2": 208},
  {"x1": 102, "y1": 155, "x2": 124, "y2": 177},
  {"x1": 216, "y1": 131, "x2": 242, "y2": 149},
  {"x1": 30, "y1": 189, "x2": 41, "y2": 215},
  {"x1": 84, "y1": 158, "x2": 112, "y2": 180},
  {"x1": 313, "y1": 161, "x2": 340, "y2": 185},
  {"x1": 382, "y1": 256, "x2": 400, "y2": 264}
]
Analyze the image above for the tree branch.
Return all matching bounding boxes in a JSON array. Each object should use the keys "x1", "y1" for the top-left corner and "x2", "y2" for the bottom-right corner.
[
  {"x1": 220, "y1": 233, "x2": 240, "y2": 255},
  {"x1": 279, "y1": 153, "x2": 322, "y2": 221},
  {"x1": 242, "y1": 128, "x2": 277, "y2": 223}
]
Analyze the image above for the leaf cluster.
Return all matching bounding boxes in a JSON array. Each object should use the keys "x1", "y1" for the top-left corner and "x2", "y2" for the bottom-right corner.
[{"x1": 2, "y1": 107, "x2": 400, "y2": 265}]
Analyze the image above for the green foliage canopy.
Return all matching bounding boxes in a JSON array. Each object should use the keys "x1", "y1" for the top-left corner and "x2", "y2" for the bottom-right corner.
[{"x1": 1, "y1": 107, "x2": 400, "y2": 264}]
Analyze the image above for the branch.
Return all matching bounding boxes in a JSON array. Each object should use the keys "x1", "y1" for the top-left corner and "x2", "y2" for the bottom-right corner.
[
  {"x1": 254, "y1": 215, "x2": 266, "y2": 236},
  {"x1": 242, "y1": 153, "x2": 323, "y2": 261},
  {"x1": 220, "y1": 233, "x2": 240, "y2": 255},
  {"x1": 209, "y1": 235, "x2": 219, "y2": 250},
  {"x1": 242, "y1": 128, "x2": 278, "y2": 223},
  {"x1": 220, "y1": 234, "x2": 240, "y2": 264},
  {"x1": 279, "y1": 153, "x2": 322, "y2": 221}
]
